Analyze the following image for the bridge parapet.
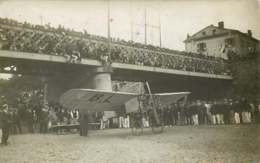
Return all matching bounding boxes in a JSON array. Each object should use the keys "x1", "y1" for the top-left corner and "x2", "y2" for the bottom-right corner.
[
  {"x1": 0, "y1": 50, "x2": 232, "y2": 80},
  {"x1": 0, "y1": 18, "x2": 230, "y2": 77}
]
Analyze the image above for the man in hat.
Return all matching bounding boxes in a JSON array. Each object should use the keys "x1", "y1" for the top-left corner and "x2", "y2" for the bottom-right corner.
[
  {"x1": 79, "y1": 111, "x2": 89, "y2": 136},
  {"x1": 39, "y1": 104, "x2": 49, "y2": 133},
  {"x1": 1, "y1": 103, "x2": 12, "y2": 145}
]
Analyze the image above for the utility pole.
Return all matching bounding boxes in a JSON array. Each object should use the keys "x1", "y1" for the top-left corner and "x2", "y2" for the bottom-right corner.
[
  {"x1": 159, "y1": 14, "x2": 162, "y2": 47},
  {"x1": 107, "y1": 0, "x2": 111, "y2": 53},
  {"x1": 107, "y1": 0, "x2": 111, "y2": 56},
  {"x1": 133, "y1": 8, "x2": 161, "y2": 46},
  {"x1": 130, "y1": 0, "x2": 133, "y2": 41},
  {"x1": 40, "y1": 15, "x2": 43, "y2": 25},
  {"x1": 144, "y1": 8, "x2": 147, "y2": 45}
]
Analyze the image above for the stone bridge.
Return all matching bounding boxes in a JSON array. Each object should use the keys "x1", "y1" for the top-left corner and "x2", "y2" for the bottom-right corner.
[{"x1": 0, "y1": 50, "x2": 232, "y2": 102}]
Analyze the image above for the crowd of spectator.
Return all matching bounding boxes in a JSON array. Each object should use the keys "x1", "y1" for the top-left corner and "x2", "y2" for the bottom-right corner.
[
  {"x1": 0, "y1": 17, "x2": 228, "y2": 75},
  {"x1": 161, "y1": 98, "x2": 259, "y2": 126},
  {"x1": 0, "y1": 89, "x2": 107, "y2": 135},
  {"x1": 0, "y1": 90, "x2": 82, "y2": 134},
  {"x1": 1, "y1": 89, "x2": 260, "y2": 136},
  {"x1": 0, "y1": 90, "x2": 47, "y2": 134},
  {"x1": 48, "y1": 104, "x2": 79, "y2": 126},
  {"x1": 83, "y1": 97, "x2": 260, "y2": 130}
]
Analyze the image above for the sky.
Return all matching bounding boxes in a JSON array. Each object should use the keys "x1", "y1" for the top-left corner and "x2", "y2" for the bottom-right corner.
[{"x1": 0, "y1": 0, "x2": 259, "y2": 51}]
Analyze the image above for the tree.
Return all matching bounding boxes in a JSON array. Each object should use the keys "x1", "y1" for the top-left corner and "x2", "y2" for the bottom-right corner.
[
  {"x1": 227, "y1": 51, "x2": 259, "y2": 101},
  {"x1": 0, "y1": 75, "x2": 43, "y2": 105}
]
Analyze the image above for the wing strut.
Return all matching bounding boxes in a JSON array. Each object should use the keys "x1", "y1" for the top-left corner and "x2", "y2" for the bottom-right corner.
[{"x1": 145, "y1": 81, "x2": 160, "y2": 125}]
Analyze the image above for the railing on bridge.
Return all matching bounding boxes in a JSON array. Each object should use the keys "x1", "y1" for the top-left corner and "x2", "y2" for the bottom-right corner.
[{"x1": 0, "y1": 17, "x2": 230, "y2": 76}]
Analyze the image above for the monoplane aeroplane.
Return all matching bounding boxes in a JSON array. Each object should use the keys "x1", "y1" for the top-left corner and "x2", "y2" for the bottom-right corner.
[{"x1": 59, "y1": 82, "x2": 190, "y2": 135}]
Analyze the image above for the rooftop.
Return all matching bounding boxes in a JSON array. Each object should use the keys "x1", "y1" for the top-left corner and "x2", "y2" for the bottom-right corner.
[{"x1": 184, "y1": 21, "x2": 259, "y2": 43}]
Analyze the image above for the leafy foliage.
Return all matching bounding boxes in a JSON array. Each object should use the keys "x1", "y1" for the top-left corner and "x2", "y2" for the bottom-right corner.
[
  {"x1": 227, "y1": 51, "x2": 259, "y2": 100},
  {"x1": 0, "y1": 75, "x2": 43, "y2": 105}
]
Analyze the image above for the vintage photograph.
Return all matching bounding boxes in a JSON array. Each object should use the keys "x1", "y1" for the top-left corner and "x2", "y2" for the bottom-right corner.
[{"x1": 0, "y1": 0, "x2": 259, "y2": 162}]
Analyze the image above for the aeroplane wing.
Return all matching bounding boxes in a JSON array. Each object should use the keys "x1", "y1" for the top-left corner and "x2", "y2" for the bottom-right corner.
[
  {"x1": 59, "y1": 89, "x2": 138, "y2": 111},
  {"x1": 151, "y1": 92, "x2": 190, "y2": 107}
]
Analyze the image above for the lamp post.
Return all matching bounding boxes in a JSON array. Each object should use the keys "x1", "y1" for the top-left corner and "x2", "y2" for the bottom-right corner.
[{"x1": 107, "y1": 0, "x2": 111, "y2": 57}]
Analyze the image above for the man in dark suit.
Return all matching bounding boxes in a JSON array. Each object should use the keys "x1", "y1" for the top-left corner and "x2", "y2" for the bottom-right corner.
[
  {"x1": 1, "y1": 104, "x2": 12, "y2": 145},
  {"x1": 222, "y1": 99, "x2": 231, "y2": 125},
  {"x1": 80, "y1": 111, "x2": 88, "y2": 136},
  {"x1": 172, "y1": 103, "x2": 179, "y2": 125},
  {"x1": 197, "y1": 101, "x2": 207, "y2": 125}
]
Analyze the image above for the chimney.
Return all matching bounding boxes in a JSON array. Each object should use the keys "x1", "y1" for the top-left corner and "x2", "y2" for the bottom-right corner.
[
  {"x1": 247, "y1": 30, "x2": 252, "y2": 37},
  {"x1": 218, "y1": 21, "x2": 224, "y2": 29}
]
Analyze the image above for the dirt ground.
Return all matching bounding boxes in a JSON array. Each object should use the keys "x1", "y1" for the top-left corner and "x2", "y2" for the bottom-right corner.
[{"x1": 0, "y1": 125, "x2": 260, "y2": 163}]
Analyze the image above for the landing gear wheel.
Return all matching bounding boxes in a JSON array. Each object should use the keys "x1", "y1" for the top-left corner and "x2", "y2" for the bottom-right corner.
[
  {"x1": 151, "y1": 121, "x2": 164, "y2": 134},
  {"x1": 130, "y1": 113, "x2": 143, "y2": 136},
  {"x1": 149, "y1": 109, "x2": 164, "y2": 134}
]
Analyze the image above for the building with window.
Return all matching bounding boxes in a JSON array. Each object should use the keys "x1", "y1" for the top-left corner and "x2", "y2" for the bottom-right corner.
[{"x1": 184, "y1": 21, "x2": 259, "y2": 59}]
